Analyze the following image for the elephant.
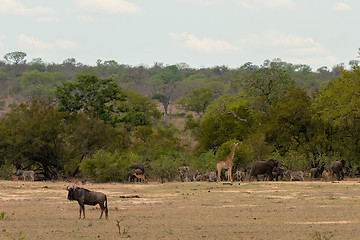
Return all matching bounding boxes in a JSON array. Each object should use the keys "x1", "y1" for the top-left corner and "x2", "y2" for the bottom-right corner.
[
  {"x1": 330, "y1": 159, "x2": 346, "y2": 181},
  {"x1": 129, "y1": 162, "x2": 145, "y2": 173},
  {"x1": 249, "y1": 158, "x2": 279, "y2": 181},
  {"x1": 271, "y1": 166, "x2": 284, "y2": 181},
  {"x1": 310, "y1": 168, "x2": 319, "y2": 179},
  {"x1": 310, "y1": 162, "x2": 325, "y2": 179}
]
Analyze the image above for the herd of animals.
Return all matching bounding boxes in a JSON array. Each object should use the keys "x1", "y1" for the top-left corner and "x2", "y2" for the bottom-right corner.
[
  {"x1": 178, "y1": 158, "x2": 351, "y2": 183},
  {"x1": 9, "y1": 153, "x2": 359, "y2": 219}
]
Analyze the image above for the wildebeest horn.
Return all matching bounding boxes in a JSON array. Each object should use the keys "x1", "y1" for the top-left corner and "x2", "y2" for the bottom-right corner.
[{"x1": 66, "y1": 185, "x2": 70, "y2": 190}]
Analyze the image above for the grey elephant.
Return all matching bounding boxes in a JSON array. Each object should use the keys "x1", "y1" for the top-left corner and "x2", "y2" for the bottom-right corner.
[
  {"x1": 249, "y1": 158, "x2": 279, "y2": 181},
  {"x1": 330, "y1": 159, "x2": 346, "y2": 181}
]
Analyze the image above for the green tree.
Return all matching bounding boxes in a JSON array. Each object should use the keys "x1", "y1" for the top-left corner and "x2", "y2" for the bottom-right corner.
[
  {"x1": 0, "y1": 99, "x2": 68, "y2": 178},
  {"x1": 241, "y1": 64, "x2": 294, "y2": 114},
  {"x1": 176, "y1": 88, "x2": 216, "y2": 117},
  {"x1": 55, "y1": 74, "x2": 127, "y2": 125},
  {"x1": 28, "y1": 58, "x2": 46, "y2": 72},
  {"x1": 312, "y1": 65, "x2": 360, "y2": 162},
  {"x1": 148, "y1": 65, "x2": 182, "y2": 115},
  {"x1": 21, "y1": 70, "x2": 66, "y2": 97},
  {"x1": 65, "y1": 111, "x2": 129, "y2": 177},
  {"x1": 107, "y1": 91, "x2": 161, "y2": 128},
  {"x1": 198, "y1": 94, "x2": 254, "y2": 151},
  {"x1": 265, "y1": 87, "x2": 312, "y2": 155},
  {"x1": 4, "y1": 51, "x2": 27, "y2": 64}
]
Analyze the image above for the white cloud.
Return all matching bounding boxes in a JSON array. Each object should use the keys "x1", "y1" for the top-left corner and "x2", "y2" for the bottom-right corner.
[
  {"x1": 265, "y1": 32, "x2": 315, "y2": 48},
  {"x1": 330, "y1": 2, "x2": 351, "y2": 12},
  {"x1": 237, "y1": 31, "x2": 339, "y2": 68},
  {"x1": 288, "y1": 55, "x2": 340, "y2": 68},
  {"x1": 257, "y1": 0, "x2": 298, "y2": 8},
  {"x1": 77, "y1": 16, "x2": 96, "y2": 23},
  {"x1": 75, "y1": 0, "x2": 141, "y2": 14},
  {"x1": 37, "y1": 17, "x2": 59, "y2": 23},
  {"x1": 0, "y1": 0, "x2": 54, "y2": 16},
  {"x1": 238, "y1": 0, "x2": 298, "y2": 9},
  {"x1": 238, "y1": 32, "x2": 316, "y2": 49},
  {"x1": 17, "y1": 34, "x2": 80, "y2": 52},
  {"x1": 238, "y1": 1, "x2": 255, "y2": 10},
  {"x1": 169, "y1": 32, "x2": 240, "y2": 53},
  {"x1": 173, "y1": 0, "x2": 222, "y2": 6}
]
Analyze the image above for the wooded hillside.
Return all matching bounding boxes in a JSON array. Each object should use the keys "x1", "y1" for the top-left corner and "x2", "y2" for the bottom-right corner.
[{"x1": 1, "y1": 51, "x2": 359, "y2": 181}]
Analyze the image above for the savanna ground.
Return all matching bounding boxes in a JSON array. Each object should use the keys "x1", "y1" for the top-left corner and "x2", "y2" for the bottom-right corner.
[{"x1": 1, "y1": 179, "x2": 360, "y2": 240}]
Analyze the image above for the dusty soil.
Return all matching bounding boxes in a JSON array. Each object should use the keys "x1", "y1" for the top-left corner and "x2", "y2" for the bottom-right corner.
[{"x1": 1, "y1": 179, "x2": 360, "y2": 240}]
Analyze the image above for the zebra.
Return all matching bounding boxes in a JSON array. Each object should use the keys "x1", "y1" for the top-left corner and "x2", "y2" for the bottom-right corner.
[{"x1": 16, "y1": 170, "x2": 35, "y2": 181}]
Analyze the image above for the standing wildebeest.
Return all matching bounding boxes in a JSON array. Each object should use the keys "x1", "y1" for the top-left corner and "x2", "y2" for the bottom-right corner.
[
  {"x1": 16, "y1": 169, "x2": 35, "y2": 181},
  {"x1": 66, "y1": 187, "x2": 108, "y2": 219},
  {"x1": 330, "y1": 159, "x2": 346, "y2": 181},
  {"x1": 249, "y1": 158, "x2": 279, "y2": 181}
]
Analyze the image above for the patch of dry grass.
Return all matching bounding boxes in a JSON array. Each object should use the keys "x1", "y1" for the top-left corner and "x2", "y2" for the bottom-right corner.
[{"x1": 1, "y1": 180, "x2": 360, "y2": 239}]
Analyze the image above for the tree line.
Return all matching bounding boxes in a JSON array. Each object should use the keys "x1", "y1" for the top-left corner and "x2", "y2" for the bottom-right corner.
[{"x1": 0, "y1": 51, "x2": 359, "y2": 181}]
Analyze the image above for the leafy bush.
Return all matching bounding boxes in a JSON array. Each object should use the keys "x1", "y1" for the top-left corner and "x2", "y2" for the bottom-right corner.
[
  {"x1": 148, "y1": 154, "x2": 182, "y2": 182},
  {"x1": 192, "y1": 150, "x2": 217, "y2": 172},
  {"x1": 80, "y1": 150, "x2": 131, "y2": 182},
  {"x1": 0, "y1": 159, "x2": 16, "y2": 180},
  {"x1": 216, "y1": 140, "x2": 251, "y2": 170}
]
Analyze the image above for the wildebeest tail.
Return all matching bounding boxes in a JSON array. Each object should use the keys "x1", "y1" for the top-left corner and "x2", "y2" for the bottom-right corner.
[{"x1": 105, "y1": 195, "x2": 108, "y2": 217}]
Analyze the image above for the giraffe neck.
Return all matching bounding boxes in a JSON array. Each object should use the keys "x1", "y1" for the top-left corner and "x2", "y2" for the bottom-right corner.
[{"x1": 226, "y1": 144, "x2": 237, "y2": 162}]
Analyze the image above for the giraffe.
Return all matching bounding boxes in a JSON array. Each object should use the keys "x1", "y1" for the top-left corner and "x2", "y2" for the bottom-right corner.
[{"x1": 216, "y1": 142, "x2": 239, "y2": 182}]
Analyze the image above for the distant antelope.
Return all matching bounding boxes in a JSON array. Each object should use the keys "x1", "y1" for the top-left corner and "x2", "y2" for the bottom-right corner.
[
  {"x1": 133, "y1": 173, "x2": 146, "y2": 183},
  {"x1": 12, "y1": 175, "x2": 19, "y2": 182},
  {"x1": 72, "y1": 180, "x2": 80, "y2": 187}
]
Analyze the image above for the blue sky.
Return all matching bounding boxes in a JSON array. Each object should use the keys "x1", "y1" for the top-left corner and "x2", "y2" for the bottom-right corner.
[{"x1": 0, "y1": 0, "x2": 359, "y2": 70}]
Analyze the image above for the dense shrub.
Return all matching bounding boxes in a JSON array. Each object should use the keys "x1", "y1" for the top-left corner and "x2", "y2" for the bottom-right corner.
[{"x1": 79, "y1": 150, "x2": 131, "y2": 182}]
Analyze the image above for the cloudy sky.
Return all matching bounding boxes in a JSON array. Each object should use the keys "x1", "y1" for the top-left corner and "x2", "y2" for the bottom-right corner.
[{"x1": 0, "y1": 0, "x2": 359, "y2": 70}]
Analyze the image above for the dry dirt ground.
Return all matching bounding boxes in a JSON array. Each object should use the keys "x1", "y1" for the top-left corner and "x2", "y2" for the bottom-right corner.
[{"x1": 1, "y1": 179, "x2": 360, "y2": 240}]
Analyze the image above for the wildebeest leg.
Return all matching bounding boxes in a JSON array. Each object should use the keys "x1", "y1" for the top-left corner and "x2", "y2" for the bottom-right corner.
[
  {"x1": 79, "y1": 204, "x2": 85, "y2": 219},
  {"x1": 23, "y1": 174, "x2": 26, "y2": 181},
  {"x1": 99, "y1": 203, "x2": 104, "y2": 219}
]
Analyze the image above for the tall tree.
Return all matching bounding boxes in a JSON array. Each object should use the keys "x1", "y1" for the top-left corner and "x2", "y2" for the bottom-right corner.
[
  {"x1": 148, "y1": 65, "x2": 182, "y2": 115},
  {"x1": 55, "y1": 74, "x2": 126, "y2": 125},
  {"x1": 312, "y1": 65, "x2": 360, "y2": 161},
  {"x1": 3, "y1": 51, "x2": 27, "y2": 64},
  {"x1": 241, "y1": 65, "x2": 294, "y2": 114},
  {"x1": 0, "y1": 99, "x2": 68, "y2": 178},
  {"x1": 265, "y1": 87, "x2": 312, "y2": 155},
  {"x1": 176, "y1": 88, "x2": 216, "y2": 117}
]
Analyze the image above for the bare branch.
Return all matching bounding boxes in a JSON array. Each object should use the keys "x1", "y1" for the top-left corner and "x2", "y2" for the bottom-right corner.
[{"x1": 223, "y1": 105, "x2": 255, "y2": 132}]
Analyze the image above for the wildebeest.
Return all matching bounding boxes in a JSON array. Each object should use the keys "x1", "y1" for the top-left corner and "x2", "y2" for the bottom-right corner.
[
  {"x1": 66, "y1": 186, "x2": 108, "y2": 219},
  {"x1": 16, "y1": 169, "x2": 35, "y2": 181}
]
